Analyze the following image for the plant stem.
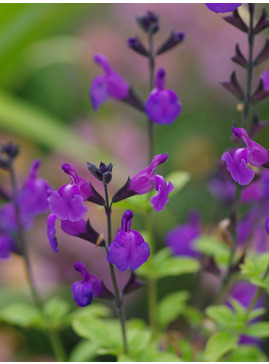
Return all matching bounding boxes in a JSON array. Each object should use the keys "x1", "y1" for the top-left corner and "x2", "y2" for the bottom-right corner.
[
  {"x1": 103, "y1": 183, "x2": 128, "y2": 354},
  {"x1": 245, "y1": 260, "x2": 269, "y2": 321},
  {"x1": 9, "y1": 163, "x2": 66, "y2": 362},
  {"x1": 148, "y1": 30, "x2": 155, "y2": 163},
  {"x1": 242, "y1": 3, "x2": 255, "y2": 129}
]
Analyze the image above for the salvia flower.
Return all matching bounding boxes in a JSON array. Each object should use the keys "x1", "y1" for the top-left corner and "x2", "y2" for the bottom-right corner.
[
  {"x1": 48, "y1": 163, "x2": 92, "y2": 222},
  {"x1": 145, "y1": 68, "x2": 181, "y2": 125},
  {"x1": 165, "y1": 211, "x2": 201, "y2": 257},
  {"x1": 90, "y1": 54, "x2": 129, "y2": 111},
  {"x1": 205, "y1": 3, "x2": 242, "y2": 13},
  {"x1": 222, "y1": 127, "x2": 269, "y2": 186},
  {"x1": 150, "y1": 174, "x2": 174, "y2": 212},
  {"x1": 107, "y1": 210, "x2": 150, "y2": 271},
  {"x1": 71, "y1": 262, "x2": 104, "y2": 307}
]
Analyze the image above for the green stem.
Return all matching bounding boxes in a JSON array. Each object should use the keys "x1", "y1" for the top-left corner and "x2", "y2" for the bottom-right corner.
[
  {"x1": 9, "y1": 163, "x2": 66, "y2": 362},
  {"x1": 242, "y1": 3, "x2": 255, "y2": 129},
  {"x1": 148, "y1": 30, "x2": 155, "y2": 163},
  {"x1": 103, "y1": 183, "x2": 128, "y2": 354}
]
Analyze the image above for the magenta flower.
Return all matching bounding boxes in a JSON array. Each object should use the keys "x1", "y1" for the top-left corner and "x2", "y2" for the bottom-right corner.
[
  {"x1": 261, "y1": 67, "x2": 269, "y2": 91},
  {"x1": 107, "y1": 210, "x2": 150, "y2": 271},
  {"x1": 48, "y1": 164, "x2": 92, "y2": 222},
  {"x1": 205, "y1": 3, "x2": 242, "y2": 13},
  {"x1": 145, "y1": 68, "x2": 181, "y2": 125},
  {"x1": 150, "y1": 174, "x2": 174, "y2": 212},
  {"x1": 71, "y1": 262, "x2": 104, "y2": 307},
  {"x1": 241, "y1": 170, "x2": 269, "y2": 203},
  {"x1": 222, "y1": 127, "x2": 269, "y2": 186},
  {"x1": 90, "y1": 54, "x2": 129, "y2": 111},
  {"x1": 165, "y1": 211, "x2": 201, "y2": 257}
]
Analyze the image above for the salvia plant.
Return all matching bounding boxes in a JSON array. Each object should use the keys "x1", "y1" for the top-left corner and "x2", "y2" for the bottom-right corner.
[{"x1": 2, "y1": 3, "x2": 269, "y2": 362}]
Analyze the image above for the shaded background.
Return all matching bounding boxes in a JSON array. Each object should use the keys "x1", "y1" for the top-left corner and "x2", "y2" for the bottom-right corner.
[{"x1": 1, "y1": 3, "x2": 269, "y2": 360}]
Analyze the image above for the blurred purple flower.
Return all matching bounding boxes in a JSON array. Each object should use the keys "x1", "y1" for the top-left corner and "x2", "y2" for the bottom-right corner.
[
  {"x1": 165, "y1": 211, "x2": 201, "y2": 257},
  {"x1": 205, "y1": 3, "x2": 242, "y2": 13},
  {"x1": 222, "y1": 127, "x2": 269, "y2": 186},
  {"x1": 0, "y1": 160, "x2": 52, "y2": 259},
  {"x1": 208, "y1": 169, "x2": 235, "y2": 203},
  {"x1": 261, "y1": 67, "x2": 269, "y2": 91},
  {"x1": 71, "y1": 262, "x2": 104, "y2": 307},
  {"x1": 241, "y1": 170, "x2": 269, "y2": 203},
  {"x1": 48, "y1": 163, "x2": 92, "y2": 222},
  {"x1": 107, "y1": 210, "x2": 150, "y2": 271},
  {"x1": 90, "y1": 54, "x2": 129, "y2": 111},
  {"x1": 145, "y1": 68, "x2": 181, "y2": 125}
]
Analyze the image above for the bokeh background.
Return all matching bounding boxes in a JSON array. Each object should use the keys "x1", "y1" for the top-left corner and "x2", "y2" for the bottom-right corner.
[{"x1": 1, "y1": 3, "x2": 269, "y2": 360}]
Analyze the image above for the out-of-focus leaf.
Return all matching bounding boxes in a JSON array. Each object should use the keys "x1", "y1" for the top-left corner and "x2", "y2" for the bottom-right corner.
[
  {"x1": 240, "y1": 253, "x2": 269, "y2": 291},
  {"x1": 228, "y1": 345, "x2": 267, "y2": 362},
  {"x1": 204, "y1": 331, "x2": 238, "y2": 362},
  {"x1": 0, "y1": 89, "x2": 108, "y2": 161},
  {"x1": 71, "y1": 303, "x2": 111, "y2": 321},
  {"x1": 0, "y1": 302, "x2": 43, "y2": 327},
  {"x1": 195, "y1": 235, "x2": 230, "y2": 265},
  {"x1": 244, "y1": 322, "x2": 269, "y2": 338},
  {"x1": 166, "y1": 170, "x2": 190, "y2": 199},
  {"x1": 157, "y1": 291, "x2": 189, "y2": 328},
  {"x1": 68, "y1": 340, "x2": 98, "y2": 362},
  {"x1": 114, "y1": 194, "x2": 151, "y2": 214},
  {"x1": 206, "y1": 305, "x2": 234, "y2": 328},
  {"x1": 44, "y1": 296, "x2": 70, "y2": 329}
]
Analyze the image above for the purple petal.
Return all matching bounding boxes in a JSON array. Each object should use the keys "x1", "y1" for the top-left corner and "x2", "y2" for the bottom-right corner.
[
  {"x1": 222, "y1": 149, "x2": 255, "y2": 186},
  {"x1": 205, "y1": 3, "x2": 242, "y2": 13},
  {"x1": 265, "y1": 216, "x2": 269, "y2": 235},
  {"x1": 47, "y1": 214, "x2": 58, "y2": 252},
  {"x1": 145, "y1": 89, "x2": 181, "y2": 125},
  {"x1": 156, "y1": 68, "x2": 166, "y2": 90},
  {"x1": 71, "y1": 281, "x2": 93, "y2": 307},
  {"x1": 73, "y1": 262, "x2": 104, "y2": 300},
  {"x1": 261, "y1": 67, "x2": 269, "y2": 91},
  {"x1": 89, "y1": 75, "x2": 109, "y2": 111},
  {"x1": 48, "y1": 184, "x2": 87, "y2": 222},
  {"x1": 0, "y1": 234, "x2": 12, "y2": 259},
  {"x1": 106, "y1": 73, "x2": 129, "y2": 100},
  {"x1": 74, "y1": 261, "x2": 91, "y2": 281},
  {"x1": 121, "y1": 210, "x2": 134, "y2": 232},
  {"x1": 61, "y1": 219, "x2": 87, "y2": 236},
  {"x1": 107, "y1": 230, "x2": 150, "y2": 272},
  {"x1": 150, "y1": 174, "x2": 174, "y2": 211},
  {"x1": 94, "y1": 54, "x2": 112, "y2": 74},
  {"x1": 241, "y1": 180, "x2": 264, "y2": 203}
]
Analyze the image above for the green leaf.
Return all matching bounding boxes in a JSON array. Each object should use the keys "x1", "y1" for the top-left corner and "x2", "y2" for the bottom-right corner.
[
  {"x1": 71, "y1": 303, "x2": 111, "y2": 321},
  {"x1": 178, "y1": 339, "x2": 194, "y2": 362},
  {"x1": 206, "y1": 305, "x2": 234, "y2": 327},
  {"x1": 43, "y1": 296, "x2": 70, "y2": 328},
  {"x1": 228, "y1": 345, "x2": 267, "y2": 362},
  {"x1": 0, "y1": 302, "x2": 43, "y2": 327},
  {"x1": 244, "y1": 322, "x2": 269, "y2": 338},
  {"x1": 158, "y1": 291, "x2": 189, "y2": 328},
  {"x1": 204, "y1": 331, "x2": 238, "y2": 362},
  {"x1": 166, "y1": 171, "x2": 190, "y2": 199},
  {"x1": 114, "y1": 194, "x2": 151, "y2": 214},
  {"x1": 0, "y1": 89, "x2": 109, "y2": 161},
  {"x1": 127, "y1": 327, "x2": 151, "y2": 356},
  {"x1": 156, "y1": 256, "x2": 200, "y2": 279},
  {"x1": 240, "y1": 253, "x2": 269, "y2": 291},
  {"x1": 68, "y1": 340, "x2": 97, "y2": 362},
  {"x1": 195, "y1": 235, "x2": 230, "y2": 265}
]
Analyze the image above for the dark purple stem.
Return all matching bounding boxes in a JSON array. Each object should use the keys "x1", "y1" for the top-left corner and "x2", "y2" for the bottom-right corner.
[{"x1": 148, "y1": 30, "x2": 155, "y2": 163}]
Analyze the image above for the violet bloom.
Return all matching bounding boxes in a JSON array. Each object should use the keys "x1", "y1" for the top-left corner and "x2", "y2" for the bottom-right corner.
[
  {"x1": 241, "y1": 170, "x2": 269, "y2": 203},
  {"x1": 261, "y1": 67, "x2": 269, "y2": 91},
  {"x1": 48, "y1": 163, "x2": 92, "y2": 222},
  {"x1": 145, "y1": 68, "x2": 181, "y2": 125},
  {"x1": 205, "y1": 3, "x2": 242, "y2": 13},
  {"x1": 71, "y1": 262, "x2": 104, "y2": 307},
  {"x1": 150, "y1": 174, "x2": 174, "y2": 212},
  {"x1": 222, "y1": 127, "x2": 269, "y2": 186},
  {"x1": 107, "y1": 210, "x2": 150, "y2": 271},
  {"x1": 165, "y1": 211, "x2": 201, "y2": 257},
  {"x1": 90, "y1": 54, "x2": 129, "y2": 111}
]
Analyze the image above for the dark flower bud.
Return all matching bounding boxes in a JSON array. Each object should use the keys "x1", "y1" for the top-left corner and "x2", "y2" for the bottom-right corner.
[
  {"x1": 127, "y1": 37, "x2": 148, "y2": 57},
  {"x1": 122, "y1": 88, "x2": 145, "y2": 112},
  {"x1": 221, "y1": 71, "x2": 244, "y2": 100},
  {"x1": 87, "y1": 183, "x2": 105, "y2": 206},
  {"x1": 136, "y1": 11, "x2": 159, "y2": 34},
  {"x1": 1, "y1": 142, "x2": 19, "y2": 159},
  {"x1": 123, "y1": 271, "x2": 145, "y2": 295},
  {"x1": 231, "y1": 43, "x2": 247, "y2": 68},
  {"x1": 87, "y1": 162, "x2": 103, "y2": 181},
  {"x1": 112, "y1": 177, "x2": 136, "y2": 203},
  {"x1": 251, "y1": 78, "x2": 269, "y2": 104},
  {"x1": 99, "y1": 281, "x2": 114, "y2": 300},
  {"x1": 156, "y1": 31, "x2": 185, "y2": 56},
  {"x1": 254, "y1": 39, "x2": 269, "y2": 66},
  {"x1": 78, "y1": 219, "x2": 105, "y2": 247},
  {"x1": 203, "y1": 256, "x2": 220, "y2": 276},
  {"x1": 254, "y1": 8, "x2": 269, "y2": 35},
  {"x1": 87, "y1": 162, "x2": 113, "y2": 184},
  {"x1": 223, "y1": 9, "x2": 248, "y2": 33}
]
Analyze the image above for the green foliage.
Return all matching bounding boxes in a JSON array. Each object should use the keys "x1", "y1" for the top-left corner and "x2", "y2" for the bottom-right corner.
[
  {"x1": 178, "y1": 338, "x2": 194, "y2": 362},
  {"x1": 165, "y1": 171, "x2": 190, "y2": 199},
  {"x1": 157, "y1": 291, "x2": 190, "y2": 328},
  {"x1": 69, "y1": 340, "x2": 98, "y2": 362},
  {"x1": 240, "y1": 253, "x2": 269, "y2": 291},
  {"x1": 244, "y1": 322, "x2": 269, "y2": 338},
  {"x1": 194, "y1": 235, "x2": 230, "y2": 265},
  {"x1": 44, "y1": 296, "x2": 70, "y2": 329},
  {"x1": 204, "y1": 331, "x2": 238, "y2": 362},
  {"x1": 0, "y1": 302, "x2": 43, "y2": 328},
  {"x1": 138, "y1": 248, "x2": 200, "y2": 279},
  {"x1": 228, "y1": 345, "x2": 267, "y2": 362}
]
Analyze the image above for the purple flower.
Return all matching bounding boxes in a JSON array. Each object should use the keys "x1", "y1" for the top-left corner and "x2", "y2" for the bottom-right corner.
[
  {"x1": 0, "y1": 234, "x2": 17, "y2": 259},
  {"x1": 165, "y1": 211, "x2": 201, "y2": 257},
  {"x1": 107, "y1": 210, "x2": 150, "y2": 271},
  {"x1": 71, "y1": 262, "x2": 104, "y2": 307},
  {"x1": 241, "y1": 171, "x2": 269, "y2": 203},
  {"x1": 48, "y1": 164, "x2": 92, "y2": 222},
  {"x1": 205, "y1": 3, "x2": 242, "y2": 13},
  {"x1": 222, "y1": 127, "x2": 269, "y2": 186},
  {"x1": 145, "y1": 68, "x2": 181, "y2": 125},
  {"x1": 90, "y1": 54, "x2": 129, "y2": 111},
  {"x1": 208, "y1": 170, "x2": 236, "y2": 203},
  {"x1": 261, "y1": 67, "x2": 269, "y2": 91},
  {"x1": 150, "y1": 174, "x2": 174, "y2": 212}
]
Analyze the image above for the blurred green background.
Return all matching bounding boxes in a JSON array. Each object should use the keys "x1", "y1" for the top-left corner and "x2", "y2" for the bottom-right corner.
[{"x1": 1, "y1": 3, "x2": 269, "y2": 360}]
